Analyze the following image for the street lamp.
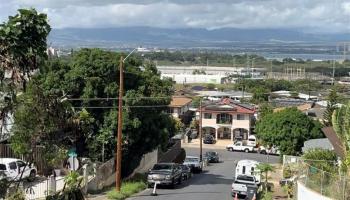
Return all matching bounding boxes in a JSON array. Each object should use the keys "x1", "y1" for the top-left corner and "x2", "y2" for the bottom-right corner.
[{"x1": 116, "y1": 48, "x2": 138, "y2": 191}]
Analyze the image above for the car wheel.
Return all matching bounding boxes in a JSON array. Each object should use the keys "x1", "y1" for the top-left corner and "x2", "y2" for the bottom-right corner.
[
  {"x1": 28, "y1": 170, "x2": 36, "y2": 182},
  {"x1": 244, "y1": 149, "x2": 249, "y2": 153},
  {"x1": 178, "y1": 176, "x2": 182, "y2": 185},
  {"x1": 147, "y1": 183, "x2": 153, "y2": 188},
  {"x1": 170, "y1": 178, "x2": 175, "y2": 189},
  {"x1": 228, "y1": 147, "x2": 233, "y2": 151}
]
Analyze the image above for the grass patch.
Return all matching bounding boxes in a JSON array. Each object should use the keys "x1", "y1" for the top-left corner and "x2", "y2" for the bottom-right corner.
[{"x1": 107, "y1": 181, "x2": 146, "y2": 200}]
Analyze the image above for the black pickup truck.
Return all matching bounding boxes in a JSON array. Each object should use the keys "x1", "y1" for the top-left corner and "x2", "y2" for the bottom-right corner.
[{"x1": 147, "y1": 163, "x2": 182, "y2": 188}]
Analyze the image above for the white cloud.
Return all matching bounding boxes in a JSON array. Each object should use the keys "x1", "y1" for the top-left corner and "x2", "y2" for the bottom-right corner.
[{"x1": 0, "y1": 0, "x2": 350, "y2": 33}]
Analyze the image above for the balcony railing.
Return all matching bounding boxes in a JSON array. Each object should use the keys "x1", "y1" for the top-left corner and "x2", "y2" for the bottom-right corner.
[{"x1": 216, "y1": 119, "x2": 232, "y2": 124}]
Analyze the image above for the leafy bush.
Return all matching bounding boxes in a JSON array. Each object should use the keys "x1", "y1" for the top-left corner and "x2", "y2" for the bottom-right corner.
[
  {"x1": 261, "y1": 191, "x2": 273, "y2": 200},
  {"x1": 7, "y1": 189, "x2": 25, "y2": 200},
  {"x1": 107, "y1": 181, "x2": 146, "y2": 200}
]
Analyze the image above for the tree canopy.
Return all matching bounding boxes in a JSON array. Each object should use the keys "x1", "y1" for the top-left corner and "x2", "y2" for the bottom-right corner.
[{"x1": 256, "y1": 107, "x2": 324, "y2": 155}]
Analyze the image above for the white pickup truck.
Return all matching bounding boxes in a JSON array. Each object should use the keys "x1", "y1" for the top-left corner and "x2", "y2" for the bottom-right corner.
[
  {"x1": 231, "y1": 175, "x2": 259, "y2": 198},
  {"x1": 226, "y1": 141, "x2": 254, "y2": 153}
]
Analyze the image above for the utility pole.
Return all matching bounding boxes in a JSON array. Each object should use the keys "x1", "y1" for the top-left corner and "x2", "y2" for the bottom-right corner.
[
  {"x1": 332, "y1": 59, "x2": 335, "y2": 85},
  {"x1": 116, "y1": 56, "x2": 124, "y2": 191},
  {"x1": 199, "y1": 100, "x2": 203, "y2": 162}
]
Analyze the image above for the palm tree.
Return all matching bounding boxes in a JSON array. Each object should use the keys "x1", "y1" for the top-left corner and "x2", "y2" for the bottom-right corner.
[
  {"x1": 256, "y1": 163, "x2": 275, "y2": 193},
  {"x1": 332, "y1": 101, "x2": 350, "y2": 174}
]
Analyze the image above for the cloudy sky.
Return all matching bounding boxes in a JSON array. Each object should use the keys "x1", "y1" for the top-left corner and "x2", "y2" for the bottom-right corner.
[{"x1": 1, "y1": 0, "x2": 350, "y2": 33}]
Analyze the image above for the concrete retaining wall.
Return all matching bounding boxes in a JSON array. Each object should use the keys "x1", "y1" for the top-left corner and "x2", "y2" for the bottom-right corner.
[{"x1": 297, "y1": 181, "x2": 332, "y2": 200}]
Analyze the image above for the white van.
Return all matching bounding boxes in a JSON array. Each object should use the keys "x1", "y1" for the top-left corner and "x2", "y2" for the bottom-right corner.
[
  {"x1": 0, "y1": 158, "x2": 37, "y2": 181},
  {"x1": 247, "y1": 135, "x2": 257, "y2": 147},
  {"x1": 235, "y1": 159, "x2": 261, "y2": 184}
]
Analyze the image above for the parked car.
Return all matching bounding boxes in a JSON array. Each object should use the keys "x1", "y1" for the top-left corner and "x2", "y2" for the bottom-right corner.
[
  {"x1": 247, "y1": 135, "x2": 257, "y2": 147},
  {"x1": 231, "y1": 174, "x2": 259, "y2": 199},
  {"x1": 183, "y1": 156, "x2": 202, "y2": 173},
  {"x1": 147, "y1": 163, "x2": 182, "y2": 188},
  {"x1": 279, "y1": 175, "x2": 297, "y2": 186},
  {"x1": 204, "y1": 151, "x2": 219, "y2": 163},
  {"x1": 203, "y1": 135, "x2": 216, "y2": 144},
  {"x1": 226, "y1": 141, "x2": 254, "y2": 153},
  {"x1": 179, "y1": 164, "x2": 192, "y2": 180},
  {"x1": 0, "y1": 158, "x2": 37, "y2": 181},
  {"x1": 258, "y1": 146, "x2": 280, "y2": 155}
]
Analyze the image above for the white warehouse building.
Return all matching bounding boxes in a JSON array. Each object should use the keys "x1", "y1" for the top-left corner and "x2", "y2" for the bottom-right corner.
[{"x1": 161, "y1": 74, "x2": 225, "y2": 84}]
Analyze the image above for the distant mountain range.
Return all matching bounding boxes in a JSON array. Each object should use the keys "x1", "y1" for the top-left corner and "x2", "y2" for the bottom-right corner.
[{"x1": 48, "y1": 27, "x2": 350, "y2": 48}]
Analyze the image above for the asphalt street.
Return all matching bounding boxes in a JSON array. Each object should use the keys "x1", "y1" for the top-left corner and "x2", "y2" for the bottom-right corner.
[{"x1": 128, "y1": 147, "x2": 280, "y2": 200}]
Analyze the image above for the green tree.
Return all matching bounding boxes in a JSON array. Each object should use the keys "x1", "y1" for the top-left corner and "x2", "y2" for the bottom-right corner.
[
  {"x1": 256, "y1": 107, "x2": 324, "y2": 155},
  {"x1": 191, "y1": 96, "x2": 202, "y2": 108},
  {"x1": 252, "y1": 87, "x2": 269, "y2": 104},
  {"x1": 323, "y1": 88, "x2": 338, "y2": 126},
  {"x1": 258, "y1": 103, "x2": 273, "y2": 119},
  {"x1": 302, "y1": 149, "x2": 338, "y2": 173},
  {"x1": 332, "y1": 102, "x2": 350, "y2": 173},
  {"x1": 207, "y1": 83, "x2": 215, "y2": 90},
  {"x1": 0, "y1": 8, "x2": 50, "y2": 139},
  {"x1": 0, "y1": 8, "x2": 50, "y2": 90},
  {"x1": 256, "y1": 163, "x2": 275, "y2": 193},
  {"x1": 35, "y1": 49, "x2": 176, "y2": 176}
]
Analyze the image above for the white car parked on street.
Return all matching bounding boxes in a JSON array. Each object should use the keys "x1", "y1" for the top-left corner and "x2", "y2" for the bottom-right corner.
[{"x1": 0, "y1": 158, "x2": 37, "y2": 181}]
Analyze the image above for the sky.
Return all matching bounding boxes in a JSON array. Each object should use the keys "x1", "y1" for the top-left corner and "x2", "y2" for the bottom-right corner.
[{"x1": 1, "y1": 0, "x2": 350, "y2": 33}]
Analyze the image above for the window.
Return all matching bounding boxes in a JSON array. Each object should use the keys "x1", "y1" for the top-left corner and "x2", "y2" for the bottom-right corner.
[
  {"x1": 16, "y1": 161, "x2": 26, "y2": 168},
  {"x1": 251, "y1": 167, "x2": 255, "y2": 175},
  {"x1": 204, "y1": 113, "x2": 212, "y2": 119},
  {"x1": 9, "y1": 162, "x2": 16, "y2": 170},
  {"x1": 216, "y1": 113, "x2": 232, "y2": 124},
  {"x1": 0, "y1": 164, "x2": 6, "y2": 170},
  {"x1": 237, "y1": 114, "x2": 245, "y2": 120},
  {"x1": 242, "y1": 166, "x2": 246, "y2": 174}
]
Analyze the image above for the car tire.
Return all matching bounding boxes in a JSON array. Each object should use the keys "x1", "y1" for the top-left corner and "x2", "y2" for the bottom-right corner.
[
  {"x1": 244, "y1": 149, "x2": 249, "y2": 153},
  {"x1": 147, "y1": 183, "x2": 153, "y2": 188},
  {"x1": 28, "y1": 170, "x2": 36, "y2": 182},
  {"x1": 170, "y1": 179, "x2": 175, "y2": 189},
  {"x1": 228, "y1": 147, "x2": 233, "y2": 151},
  {"x1": 178, "y1": 176, "x2": 182, "y2": 185}
]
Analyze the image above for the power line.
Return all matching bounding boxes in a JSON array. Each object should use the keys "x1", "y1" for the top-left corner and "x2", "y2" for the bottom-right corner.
[
  {"x1": 64, "y1": 97, "x2": 172, "y2": 101},
  {"x1": 72, "y1": 105, "x2": 171, "y2": 109}
]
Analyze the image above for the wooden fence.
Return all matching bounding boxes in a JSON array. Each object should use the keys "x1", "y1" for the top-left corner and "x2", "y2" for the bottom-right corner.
[{"x1": 0, "y1": 144, "x2": 47, "y2": 175}]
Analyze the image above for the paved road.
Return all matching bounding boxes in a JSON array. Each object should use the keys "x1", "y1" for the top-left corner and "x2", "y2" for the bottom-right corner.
[{"x1": 129, "y1": 147, "x2": 280, "y2": 200}]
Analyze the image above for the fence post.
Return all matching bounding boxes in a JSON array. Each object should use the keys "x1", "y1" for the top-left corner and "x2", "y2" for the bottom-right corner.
[
  {"x1": 49, "y1": 175, "x2": 56, "y2": 195},
  {"x1": 320, "y1": 171, "x2": 324, "y2": 195},
  {"x1": 83, "y1": 164, "x2": 88, "y2": 194}
]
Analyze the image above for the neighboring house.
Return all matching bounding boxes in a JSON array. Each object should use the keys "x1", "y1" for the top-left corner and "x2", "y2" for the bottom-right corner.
[
  {"x1": 169, "y1": 96, "x2": 192, "y2": 119},
  {"x1": 302, "y1": 138, "x2": 334, "y2": 153},
  {"x1": 196, "y1": 90, "x2": 252, "y2": 102},
  {"x1": 197, "y1": 98, "x2": 255, "y2": 141}
]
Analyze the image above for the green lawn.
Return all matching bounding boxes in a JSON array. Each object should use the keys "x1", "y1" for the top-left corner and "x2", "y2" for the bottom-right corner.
[{"x1": 107, "y1": 181, "x2": 147, "y2": 200}]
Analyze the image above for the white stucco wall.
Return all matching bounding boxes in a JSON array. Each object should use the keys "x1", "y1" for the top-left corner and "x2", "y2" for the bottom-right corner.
[{"x1": 297, "y1": 181, "x2": 332, "y2": 200}]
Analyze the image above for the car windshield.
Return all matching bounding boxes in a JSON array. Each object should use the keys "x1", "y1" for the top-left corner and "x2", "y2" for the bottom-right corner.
[
  {"x1": 0, "y1": 164, "x2": 6, "y2": 170},
  {"x1": 237, "y1": 175, "x2": 255, "y2": 182},
  {"x1": 180, "y1": 165, "x2": 189, "y2": 170},
  {"x1": 185, "y1": 158, "x2": 199, "y2": 162},
  {"x1": 152, "y1": 164, "x2": 173, "y2": 170}
]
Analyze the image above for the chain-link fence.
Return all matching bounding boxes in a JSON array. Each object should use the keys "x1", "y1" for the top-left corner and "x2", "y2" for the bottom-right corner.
[{"x1": 283, "y1": 155, "x2": 350, "y2": 200}]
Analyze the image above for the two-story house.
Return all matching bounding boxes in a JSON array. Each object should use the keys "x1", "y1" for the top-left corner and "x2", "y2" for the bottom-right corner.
[{"x1": 198, "y1": 98, "x2": 255, "y2": 141}]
